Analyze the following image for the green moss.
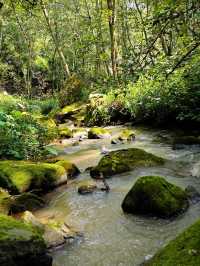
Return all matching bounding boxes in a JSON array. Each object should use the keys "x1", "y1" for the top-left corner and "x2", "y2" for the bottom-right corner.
[
  {"x1": 118, "y1": 129, "x2": 135, "y2": 141},
  {"x1": 0, "y1": 189, "x2": 12, "y2": 215},
  {"x1": 61, "y1": 102, "x2": 83, "y2": 115},
  {"x1": 0, "y1": 161, "x2": 66, "y2": 194},
  {"x1": 0, "y1": 214, "x2": 49, "y2": 266},
  {"x1": 145, "y1": 219, "x2": 200, "y2": 266},
  {"x1": 58, "y1": 127, "x2": 72, "y2": 138},
  {"x1": 90, "y1": 148, "x2": 164, "y2": 178},
  {"x1": 72, "y1": 128, "x2": 87, "y2": 138},
  {"x1": 88, "y1": 127, "x2": 110, "y2": 139},
  {"x1": 122, "y1": 176, "x2": 189, "y2": 218},
  {"x1": 55, "y1": 160, "x2": 80, "y2": 179}
]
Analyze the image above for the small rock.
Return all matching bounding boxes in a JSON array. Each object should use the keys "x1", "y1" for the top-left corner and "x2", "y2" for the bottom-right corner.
[{"x1": 78, "y1": 184, "x2": 97, "y2": 195}]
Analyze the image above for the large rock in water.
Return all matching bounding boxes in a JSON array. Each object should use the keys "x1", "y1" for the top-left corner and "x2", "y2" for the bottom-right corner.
[
  {"x1": 122, "y1": 176, "x2": 189, "y2": 218},
  {"x1": 118, "y1": 129, "x2": 135, "y2": 141},
  {"x1": 0, "y1": 160, "x2": 67, "y2": 194},
  {"x1": 90, "y1": 148, "x2": 164, "y2": 178},
  {"x1": 88, "y1": 127, "x2": 110, "y2": 139},
  {"x1": 0, "y1": 214, "x2": 52, "y2": 266},
  {"x1": 144, "y1": 219, "x2": 200, "y2": 266},
  {"x1": 55, "y1": 160, "x2": 80, "y2": 180}
]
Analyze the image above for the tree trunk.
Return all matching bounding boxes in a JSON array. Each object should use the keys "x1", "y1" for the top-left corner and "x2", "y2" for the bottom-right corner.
[
  {"x1": 40, "y1": 0, "x2": 71, "y2": 78},
  {"x1": 107, "y1": 0, "x2": 118, "y2": 78}
]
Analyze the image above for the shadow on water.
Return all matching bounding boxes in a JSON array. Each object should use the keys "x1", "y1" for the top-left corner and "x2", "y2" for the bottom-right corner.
[{"x1": 34, "y1": 126, "x2": 200, "y2": 266}]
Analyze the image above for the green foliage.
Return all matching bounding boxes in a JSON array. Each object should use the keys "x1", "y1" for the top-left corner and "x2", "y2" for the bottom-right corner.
[
  {"x1": 125, "y1": 58, "x2": 200, "y2": 125},
  {"x1": 0, "y1": 94, "x2": 58, "y2": 160}
]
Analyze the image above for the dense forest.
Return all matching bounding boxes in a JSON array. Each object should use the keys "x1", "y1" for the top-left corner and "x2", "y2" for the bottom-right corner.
[{"x1": 0, "y1": 1, "x2": 200, "y2": 266}]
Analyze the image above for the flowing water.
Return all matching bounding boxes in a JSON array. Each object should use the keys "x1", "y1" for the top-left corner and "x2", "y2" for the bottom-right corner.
[{"x1": 34, "y1": 126, "x2": 200, "y2": 266}]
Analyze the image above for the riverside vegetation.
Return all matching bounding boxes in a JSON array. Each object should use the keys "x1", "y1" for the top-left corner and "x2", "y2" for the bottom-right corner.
[{"x1": 0, "y1": 1, "x2": 200, "y2": 266}]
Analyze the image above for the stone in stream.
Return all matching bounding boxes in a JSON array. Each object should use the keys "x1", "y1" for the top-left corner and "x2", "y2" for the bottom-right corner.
[
  {"x1": 88, "y1": 127, "x2": 110, "y2": 139},
  {"x1": 78, "y1": 184, "x2": 97, "y2": 195},
  {"x1": 0, "y1": 160, "x2": 67, "y2": 194},
  {"x1": 118, "y1": 129, "x2": 135, "y2": 141},
  {"x1": 90, "y1": 148, "x2": 164, "y2": 178},
  {"x1": 122, "y1": 176, "x2": 189, "y2": 218},
  {"x1": 143, "y1": 219, "x2": 200, "y2": 266},
  {"x1": 111, "y1": 138, "x2": 123, "y2": 145},
  {"x1": 0, "y1": 159, "x2": 80, "y2": 194},
  {"x1": 185, "y1": 185, "x2": 200, "y2": 203},
  {"x1": 55, "y1": 160, "x2": 80, "y2": 180},
  {"x1": 20, "y1": 211, "x2": 80, "y2": 249},
  {"x1": 0, "y1": 214, "x2": 52, "y2": 266}
]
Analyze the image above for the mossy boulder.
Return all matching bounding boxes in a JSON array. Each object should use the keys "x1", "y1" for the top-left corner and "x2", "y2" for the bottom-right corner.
[
  {"x1": 118, "y1": 129, "x2": 135, "y2": 141},
  {"x1": 88, "y1": 127, "x2": 110, "y2": 139},
  {"x1": 10, "y1": 192, "x2": 45, "y2": 213},
  {"x1": 144, "y1": 219, "x2": 200, "y2": 266},
  {"x1": 55, "y1": 102, "x2": 85, "y2": 124},
  {"x1": 55, "y1": 160, "x2": 80, "y2": 180},
  {"x1": 0, "y1": 161, "x2": 66, "y2": 194},
  {"x1": 58, "y1": 126, "x2": 72, "y2": 138},
  {"x1": 0, "y1": 189, "x2": 12, "y2": 214},
  {"x1": 90, "y1": 148, "x2": 164, "y2": 178},
  {"x1": 122, "y1": 176, "x2": 189, "y2": 218},
  {"x1": 0, "y1": 214, "x2": 51, "y2": 266},
  {"x1": 72, "y1": 128, "x2": 88, "y2": 139}
]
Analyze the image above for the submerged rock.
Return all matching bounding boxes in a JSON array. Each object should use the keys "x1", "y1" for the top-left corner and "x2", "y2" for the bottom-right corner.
[
  {"x1": 118, "y1": 129, "x2": 135, "y2": 141},
  {"x1": 122, "y1": 176, "x2": 189, "y2": 218},
  {"x1": 78, "y1": 184, "x2": 97, "y2": 195},
  {"x1": 144, "y1": 219, "x2": 200, "y2": 265},
  {"x1": 173, "y1": 136, "x2": 200, "y2": 149},
  {"x1": 185, "y1": 185, "x2": 200, "y2": 203},
  {"x1": 0, "y1": 160, "x2": 66, "y2": 194},
  {"x1": 0, "y1": 214, "x2": 52, "y2": 266},
  {"x1": 90, "y1": 148, "x2": 164, "y2": 178},
  {"x1": 88, "y1": 127, "x2": 110, "y2": 139}
]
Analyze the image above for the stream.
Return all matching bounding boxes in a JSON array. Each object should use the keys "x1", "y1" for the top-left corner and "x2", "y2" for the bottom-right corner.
[{"x1": 34, "y1": 126, "x2": 200, "y2": 266}]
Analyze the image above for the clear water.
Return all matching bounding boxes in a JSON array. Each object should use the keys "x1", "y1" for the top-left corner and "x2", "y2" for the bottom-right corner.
[{"x1": 34, "y1": 126, "x2": 200, "y2": 266}]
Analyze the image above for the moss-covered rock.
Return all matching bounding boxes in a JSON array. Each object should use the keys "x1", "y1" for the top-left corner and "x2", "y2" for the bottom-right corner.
[
  {"x1": 0, "y1": 214, "x2": 52, "y2": 266},
  {"x1": 55, "y1": 160, "x2": 80, "y2": 179},
  {"x1": 10, "y1": 192, "x2": 45, "y2": 213},
  {"x1": 88, "y1": 127, "x2": 110, "y2": 139},
  {"x1": 144, "y1": 219, "x2": 200, "y2": 266},
  {"x1": 122, "y1": 176, "x2": 189, "y2": 218},
  {"x1": 72, "y1": 128, "x2": 88, "y2": 139},
  {"x1": 55, "y1": 102, "x2": 86, "y2": 124},
  {"x1": 0, "y1": 160, "x2": 66, "y2": 194},
  {"x1": 58, "y1": 126, "x2": 72, "y2": 138},
  {"x1": 90, "y1": 148, "x2": 164, "y2": 178},
  {"x1": 118, "y1": 129, "x2": 135, "y2": 141},
  {"x1": 0, "y1": 189, "x2": 12, "y2": 214}
]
